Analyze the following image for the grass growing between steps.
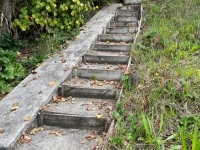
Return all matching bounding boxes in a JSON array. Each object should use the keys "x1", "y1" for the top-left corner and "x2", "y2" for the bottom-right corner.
[{"x1": 108, "y1": 0, "x2": 200, "y2": 149}]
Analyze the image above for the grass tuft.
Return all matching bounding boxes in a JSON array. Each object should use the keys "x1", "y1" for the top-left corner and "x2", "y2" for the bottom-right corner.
[{"x1": 108, "y1": 0, "x2": 200, "y2": 149}]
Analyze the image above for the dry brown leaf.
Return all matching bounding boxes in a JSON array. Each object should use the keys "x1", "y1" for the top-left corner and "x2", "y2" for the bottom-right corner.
[
  {"x1": 96, "y1": 114, "x2": 104, "y2": 119},
  {"x1": 85, "y1": 107, "x2": 93, "y2": 111},
  {"x1": 17, "y1": 51, "x2": 21, "y2": 57},
  {"x1": 124, "y1": 69, "x2": 131, "y2": 75},
  {"x1": 30, "y1": 127, "x2": 44, "y2": 135},
  {"x1": 0, "y1": 128, "x2": 5, "y2": 134},
  {"x1": 107, "y1": 106, "x2": 113, "y2": 111},
  {"x1": 60, "y1": 58, "x2": 66, "y2": 63},
  {"x1": 85, "y1": 134, "x2": 96, "y2": 140},
  {"x1": 31, "y1": 70, "x2": 37, "y2": 74},
  {"x1": 83, "y1": 101, "x2": 93, "y2": 105},
  {"x1": 40, "y1": 104, "x2": 50, "y2": 111},
  {"x1": 30, "y1": 128, "x2": 37, "y2": 135},
  {"x1": 48, "y1": 81, "x2": 56, "y2": 86},
  {"x1": 50, "y1": 131, "x2": 62, "y2": 137},
  {"x1": 24, "y1": 116, "x2": 31, "y2": 121},
  {"x1": 18, "y1": 132, "x2": 31, "y2": 143},
  {"x1": 80, "y1": 140, "x2": 86, "y2": 144},
  {"x1": 11, "y1": 102, "x2": 19, "y2": 111}
]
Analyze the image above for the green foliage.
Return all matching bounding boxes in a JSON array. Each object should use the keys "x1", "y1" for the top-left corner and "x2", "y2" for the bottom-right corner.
[
  {"x1": 108, "y1": 0, "x2": 200, "y2": 149},
  {"x1": 0, "y1": 33, "x2": 27, "y2": 51},
  {"x1": 120, "y1": 75, "x2": 132, "y2": 92},
  {"x1": 0, "y1": 49, "x2": 25, "y2": 94},
  {"x1": 14, "y1": 0, "x2": 93, "y2": 32}
]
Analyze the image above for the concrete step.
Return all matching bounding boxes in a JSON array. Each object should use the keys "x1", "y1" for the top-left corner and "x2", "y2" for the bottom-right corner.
[
  {"x1": 110, "y1": 21, "x2": 138, "y2": 27},
  {"x1": 38, "y1": 98, "x2": 115, "y2": 130},
  {"x1": 63, "y1": 77, "x2": 121, "y2": 89},
  {"x1": 118, "y1": 5, "x2": 141, "y2": 11},
  {"x1": 106, "y1": 27, "x2": 137, "y2": 34},
  {"x1": 74, "y1": 63, "x2": 126, "y2": 80},
  {"x1": 116, "y1": 10, "x2": 139, "y2": 17},
  {"x1": 83, "y1": 53, "x2": 129, "y2": 64},
  {"x1": 98, "y1": 34, "x2": 134, "y2": 43},
  {"x1": 93, "y1": 43, "x2": 130, "y2": 52},
  {"x1": 113, "y1": 16, "x2": 138, "y2": 21},
  {"x1": 14, "y1": 126, "x2": 102, "y2": 150},
  {"x1": 58, "y1": 84, "x2": 116, "y2": 99}
]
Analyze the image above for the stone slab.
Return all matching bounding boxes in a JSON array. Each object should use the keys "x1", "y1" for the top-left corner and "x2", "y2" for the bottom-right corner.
[
  {"x1": 94, "y1": 43, "x2": 130, "y2": 51},
  {"x1": 113, "y1": 16, "x2": 138, "y2": 21},
  {"x1": 38, "y1": 98, "x2": 115, "y2": 129},
  {"x1": 84, "y1": 53, "x2": 129, "y2": 64},
  {"x1": 13, "y1": 126, "x2": 99, "y2": 150},
  {"x1": 98, "y1": 34, "x2": 134, "y2": 43},
  {"x1": 0, "y1": 3, "x2": 122, "y2": 150},
  {"x1": 106, "y1": 27, "x2": 137, "y2": 34},
  {"x1": 110, "y1": 21, "x2": 138, "y2": 27},
  {"x1": 58, "y1": 84, "x2": 116, "y2": 99}
]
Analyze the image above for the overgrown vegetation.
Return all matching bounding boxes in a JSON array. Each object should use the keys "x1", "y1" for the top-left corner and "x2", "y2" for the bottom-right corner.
[
  {"x1": 0, "y1": 0, "x2": 116, "y2": 95},
  {"x1": 14, "y1": 0, "x2": 94, "y2": 32},
  {"x1": 109, "y1": 0, "x2": 200, "y2": 149}
]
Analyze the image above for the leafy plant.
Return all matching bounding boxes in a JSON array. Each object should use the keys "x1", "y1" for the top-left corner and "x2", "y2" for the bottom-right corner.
[
  {"x1": 120, "y1": 75, "x2": 132, "y2": 92},
  {"x1": 14, "y1": 0, "x2": 93, "y2": 32},
  {"x1": 0, "y1": 49, "x2": 25, "y2": 94},
  {"x1": 0, "y1": 33, "x2": 27, "y2": 51}
]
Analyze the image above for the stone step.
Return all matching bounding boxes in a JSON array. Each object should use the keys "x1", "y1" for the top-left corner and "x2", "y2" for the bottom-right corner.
[
  {"x1": 113, "y1": 16, "x2": 138, "y2": 21},
  {"x1": 73, "y1": 63, "x2": 126, "y2": 80},
  {"x1": 110, "y1": 21, "x2": 138, "y2": 27},
  {"x1": 63, "y1": 77, "x2": 121, "y2": 89},
  {"x1": 38, "y1": 98, "x2": 115, "y2": 130},
  {"x1": 93, "y1": 43, "x2": 130, "y2": 52},
  {"x1": 98, "y1": 34, "x2": 134, "y2": 43},
  {"x1": 58, "y1": 83, "x2": 117, "y2": 99},
  {"x1": 116, "y1": 10, "x2": 139, "y2": 17},
  {"x1": 118, "y1": 5, "x2": 141, "y2": 11},
  {"x1": 13, "y1": 126, "x2": 102, "y2": 150},
  {"x1": 86, "y1": 50, "x2": 128, "y2": 56},
  {"x1": 83, "y1": 53, "x2": 129, "y2": 64},
  {"x1": 106, "y1": 27, "x2": 137, "y2": 34}
]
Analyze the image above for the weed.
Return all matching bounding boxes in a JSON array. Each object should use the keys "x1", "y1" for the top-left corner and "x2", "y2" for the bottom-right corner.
[{"x1": 108, "y1": 0, "x2": 200, "y2": 149}]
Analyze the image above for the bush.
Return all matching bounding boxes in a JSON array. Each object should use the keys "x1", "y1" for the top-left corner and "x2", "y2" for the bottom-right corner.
[
  {"x1": 14, "y1": 0, "x2": 94, "y2": 32},
  {"x1": 0, "y1": 49, "x2": 25, "y2": 94}
]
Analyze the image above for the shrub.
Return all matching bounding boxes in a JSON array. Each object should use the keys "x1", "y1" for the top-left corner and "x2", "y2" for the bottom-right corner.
[
  {"x1": 14, "y1": 0, "x2": 93, "y2": 32},
  {"x1": 0, "y1": 49, "x2": 25, "y2": 94}
]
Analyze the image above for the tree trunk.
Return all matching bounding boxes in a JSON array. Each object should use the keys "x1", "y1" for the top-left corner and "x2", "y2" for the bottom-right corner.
[{"x1": 0, "y1": 0, "x2": 15, "y2": 36}]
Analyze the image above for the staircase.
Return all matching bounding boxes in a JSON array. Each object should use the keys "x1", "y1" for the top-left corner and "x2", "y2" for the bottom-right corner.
[{"x1": 14, "y1": 4, "x2": 141, "y2": 150}]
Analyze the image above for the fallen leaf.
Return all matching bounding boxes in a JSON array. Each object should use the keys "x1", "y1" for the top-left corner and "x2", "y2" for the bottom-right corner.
[
  {"x1": 50, "y1": 131, "x2": 62, "y2": 137},
  {"x1": 30, "y1": 127, "x2": 44, "y2": 135},
  {"x1": 48, "y1": 81, "x2": 56, "y2": 86},
  {"x1": 85, "y1": 134, "x2": 96, "y2": 140},
  {"x1": 30, "y1": 128, "x2": 37, "y2": 135},
  {"x1": 11, "y1": 102, "x2": 19, "y2": 111},
  {"x1": 80, "y1": 140, "x2": 86, "y2": 144},
  {"x1": 0, "y1": 128, "x2": 5, "y2": 134},
  {"x1": 40, "y1": 104, "x2": 50, "y2": 111},
  {"x1": 18, "y1": 132, "x2": 31, "y2": 143},
  {"x1": 107, "y1": 106, "x2": 113, "y2": 111},
  {"x1": 124, "y1": 69, "x2": 131, "y2": 75},
  {"x1": 32, "y1": 77, "x2": 38, "y2": 80},
  {"x1": 17, "y1": 51, "x2": 21, "y2": 58},
  {"x1": 96, "y1": 114, "x2": 104, "y2": 119},
  {"x1": 31, "y1": 70, "x2": 37, "y2": 74},
  {"x1": 82, "y1": 101, "x2": 93, "y2": 105},
  {"x1": 24, "y1": 116, "x2": 31, "y2": 121},
  {"x1": 85, "y1": 107, "x2": 93, "y2": 111},
  {"x1": 60, "y1": 58, "x2": 66, "y2": 63}
]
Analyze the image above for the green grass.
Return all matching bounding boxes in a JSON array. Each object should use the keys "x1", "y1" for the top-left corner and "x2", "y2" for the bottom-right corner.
[{"x1": 108, "y1": 0, "x2": 200, "y2": 149}]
